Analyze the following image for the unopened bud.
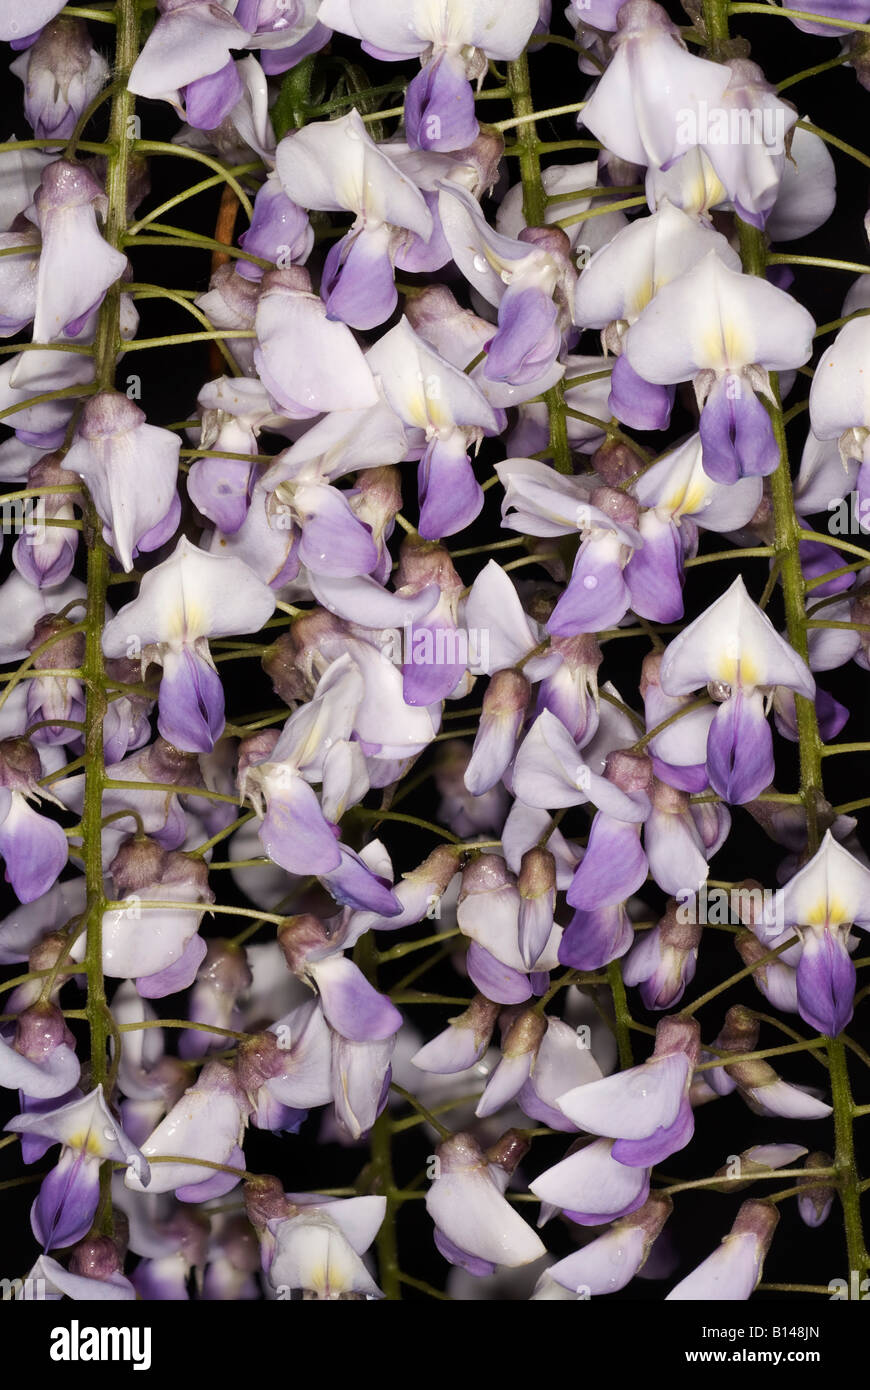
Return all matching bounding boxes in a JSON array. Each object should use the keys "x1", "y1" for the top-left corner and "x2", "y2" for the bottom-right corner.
[
  {"x1": 798, "y1": 1152, "x2": 835, "y2": 1228},
  {"x1": 653, "y1": 1013, "x2": 701, "y2": 1064},
  {"x1": 278, "y1": 914, "x2": 329, "y2": 974},
  {"x1": 396, "y1": 534, "x2": 462, "y2": 598},
  {"x1": 28, "y1": 614, "x2": 85, "y2": 669},
  {"x1": 0, "y1": 737, "x2": 42, "y2": 791},
  {"x1": 109, "y1": 836, "x2": 169, "y2": 896},
  {"x1": 603, "y1": 748, "x2": 653, "y2": 794},
  {"x1": 485, "y1": 1128, "x2": 531, "y2": 1176},
  {"x1": 68, "y1": 1235, "x2": 124, "y2": 1282},
  {"x1": 14, "y1": 1002, "x2": 72, "y2": 1061},
  {"x1": 591, "y1": 438, "x2": 644, "y2": 488},
  {"x1": 590, "y1": 484, "x2": 640, "y2": 529}
]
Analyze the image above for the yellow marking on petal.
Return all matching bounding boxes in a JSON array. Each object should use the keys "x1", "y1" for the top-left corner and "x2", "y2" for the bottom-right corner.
[
  {"x1": 629, "y1": 277, "x2": 655, "y2": 318},
  {"x1": 701, "y1": 318, "x2": 748, "y2": 373},
  {"x1": 405, "y1": 390, "x2": 430, "y2": 431},
  {"x1": 68, "y1": 1129, "x2": 104, "y2": 1156},
  {"x1": 717, "y1": 653, "x2": 760, "y2": 687},
  {"x1": 665, "y1": 478, "x2": 707, "y2": 518}
]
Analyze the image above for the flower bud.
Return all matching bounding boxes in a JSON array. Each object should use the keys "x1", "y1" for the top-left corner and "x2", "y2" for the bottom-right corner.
[
  {"x1": 710, "y1": 1142, "x2": 807, "y2": 1193},
  {"x1": 590, "y1": 484, "x2": 640, "y2": 529},
  {"x1": 412, "y1": 993, "x2": 500, "y2": 1074},
  {"x1": 517, "y1": 847, "x2": 556, "y2": 970},
  {"x1": 465, "y1": 668, "x2": 530, "y2": 797},
  {"x1": 141, "y1": 737, "x2": 202, "y2": 786},
  {"x1": 11, "y1": 18, "x2": 109, "y2": 142},
  {"x1": 0, "y1": 737, "x2": 42, "y2": 792},
  {"x1": 476, "y1": 1009, "x2": 547, "y2": 1117},
  {"x1": 109, "y1": 836, "x2": 170, "y2": 896},
  {"x1": 485, "y1": 1128, "x2": 531, "y2": 1177},
  {"x1": 28, "y1": 614, "x2": 85, "y2": 670},
  {"x1": 396, "y1": 534, "x2": 463, "y2": 600},
  {"x1": 735, "y1": 929, "x2": 798, "y2": 1013},
  {"x1": 68, "y1": 1235, "x2": 125, "y2": 1282},
  {"x1": 14, "y1": 1001, "x2": 73, "y2": 1061},
  {"x1": 603, "y1": 747, "x2": 653, "y2": 795},
  {"x1": 278, "y1": 914, "x2": 330, "y2": 975},
  {"x1": 591, "y1": 438, "x2": 644, "y2": 488},
  {"x1": 798, "y1": 1152, "x2": 835, "y2": 1228},
  {"x1": 624, "y1": 899, "x2": 702, "y2": 1011}
]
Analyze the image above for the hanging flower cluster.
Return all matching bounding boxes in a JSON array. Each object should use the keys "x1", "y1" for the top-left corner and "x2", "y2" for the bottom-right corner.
[{"x1": 0, "y1": 0, "x2": 868, "y2": 1307}]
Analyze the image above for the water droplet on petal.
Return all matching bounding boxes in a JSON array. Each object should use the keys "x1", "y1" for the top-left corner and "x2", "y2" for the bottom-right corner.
[
  {"x1": 583, "y1": 575, "x2": 598, "y2": 590},
  {"x1": 472, "y1": 254, "x2": 488, "y2": 273}
]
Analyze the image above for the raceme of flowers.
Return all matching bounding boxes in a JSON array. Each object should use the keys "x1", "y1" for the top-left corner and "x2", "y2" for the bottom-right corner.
[{"x1": 0, "y1": 0, "x2": 867, "y2": 1303}]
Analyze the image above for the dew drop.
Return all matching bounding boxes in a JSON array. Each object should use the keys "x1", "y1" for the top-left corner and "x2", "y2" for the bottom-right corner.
[
  {"x1": 583, "y1": 575, "x2": 598, "y2": 590},
  {"x1": 472, "y1": 254, "x2": 488, "y2": 273}
]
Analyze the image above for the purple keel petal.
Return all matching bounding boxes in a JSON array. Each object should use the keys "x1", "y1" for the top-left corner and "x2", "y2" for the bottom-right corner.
[
  {"x1": 611, "y1": 1096, "x2": 695, "y2": 1167},
  {"x1": 625, "y1": 513, "x2": 684, "y2": 623},
  {"x1": 295, "y1": 483, "x2": 379, "y2": 578},
  {"x1": 158, "y1": 644, "x2": 225, "y2": 754},
  {"x1": 32, "y1": 1148, "x2": 99, "y2": 1250},
  {"x1": 609, "y1": 354, "x2": 674, "y2": 431},
  {"x1": 558, "y1": 903, "x2": 633, "y2": 971},
  {"x1": 484, "y1": 287, "x2": 561, "y2": 387},
  {"x1": 402, "y1": 619, "x2": 466, "y2": 706},
  {"x1": 136, "y1": 932, "x2": 208, "y2": 1000},
  {"x1": 259, "y1": 777, "x2": 342, "y2": 876},
  {"x1": 433, "y1": 1226, "x2": 496, "y2": 1277},
  {"x1": 404, "y1": 51, "x2": 479, "y2": 153},
  {"x1": 706, "y1": 690, "x2": 774, "y2": 805},
  {"x1": 566, "y1": 813, "x2": 647, "y2": 911},
  {"x1": 548, "y1": 542, "x2": 631, "y2": 635},
  {"x1": 466, "y1": 942, "x2": 533, "y2": 1005},
  {"x1": 311, "y1": 955, "x2": 402, "y2": 1042},
  {"x1": 322, "y1": 229, "x2": 398, "y2": 332},
  {"x1": 0, "y1": 795, "x2": 67, "y2": 904},
  {"x1": 187, "y1": 455, "x2": 255, "y2": 534},
  {"x1": 699, "y1": 376, "x2": 779, "y2": 484},
  {"x1": 417, "y1": 434, "x2": 483, "y2": 540},
  {"x1": 176, "y1": 1144, "x2": 245, "y2": 1203},
  {"x1": 320, "y1": 843, "x2": 401, "y2": 916},
  {"x1": 184, "y1": 57, "x2": 244, "y2": 130},
  {"x1": 796, "y1": 929, "x2": 856, "y2": 1038}
]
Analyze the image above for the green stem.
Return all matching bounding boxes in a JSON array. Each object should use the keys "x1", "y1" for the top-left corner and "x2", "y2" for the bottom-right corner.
[
  {"x1": 506, "y1": 51, "x2": 571, "y2": 476},
  {"x1": 704, "y1": 0, "x2": 865, "y2": 1287},
  {"x1": 355, "y1": 932, "x2": 401, "y2": 1300},
  {"x1": 79, "y1": 0, "x2": 139, "y2": 1238},
  {"x1": 828, "y1": 1037, "x2": 870, "y2": 1278}
]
